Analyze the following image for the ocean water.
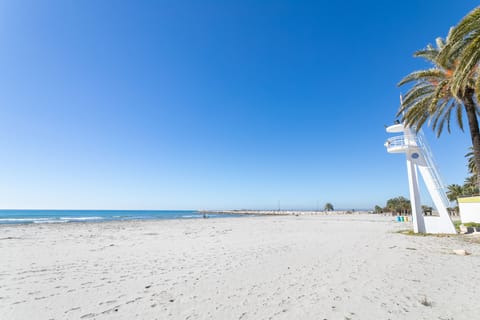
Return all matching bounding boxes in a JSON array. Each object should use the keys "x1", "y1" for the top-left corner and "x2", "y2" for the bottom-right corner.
[{"x1": 0, "y1": 210, "x2": 239, "y2": 225}]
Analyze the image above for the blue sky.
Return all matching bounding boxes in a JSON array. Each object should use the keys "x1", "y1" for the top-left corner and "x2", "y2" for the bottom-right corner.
[{"x1": 0, "y1": 1, "x2": 477, "y2": 210}]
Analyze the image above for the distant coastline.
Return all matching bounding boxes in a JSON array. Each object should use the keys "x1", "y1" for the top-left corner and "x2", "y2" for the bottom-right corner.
[{"x1": 200, "y1": 209, "x2": 372, "y2": 216}]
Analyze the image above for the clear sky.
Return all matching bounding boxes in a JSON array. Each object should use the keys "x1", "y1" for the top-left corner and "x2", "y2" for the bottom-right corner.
[{"x1": 0, "y1": 1, "x2": 477, "y2": 210}]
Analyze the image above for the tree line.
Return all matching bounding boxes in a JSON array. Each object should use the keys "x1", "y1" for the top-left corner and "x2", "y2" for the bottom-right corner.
[{"x1": 374, "y1": 197, "x2": 434, "y2": 215}]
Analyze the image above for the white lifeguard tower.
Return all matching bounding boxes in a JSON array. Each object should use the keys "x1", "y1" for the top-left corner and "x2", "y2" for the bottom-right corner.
[{"x1": 385, "y1": 123, "x2": 456, "y2": 234}]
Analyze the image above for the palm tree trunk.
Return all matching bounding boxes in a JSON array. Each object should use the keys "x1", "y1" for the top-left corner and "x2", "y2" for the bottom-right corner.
[{"x1": 463, "y1": 89, "x2": 480, "y2": 190}]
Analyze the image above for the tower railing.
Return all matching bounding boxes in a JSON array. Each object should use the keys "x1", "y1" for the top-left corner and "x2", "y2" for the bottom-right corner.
[
  {"x1": 385, "y1": 134, "x2": 417, "y2": 151},
  {"x1": 415, "y1": 129, "x2": 452, "y2": 209},
  {"x1": 385, "y1": 136, "x2": 406, "y2": 148}
]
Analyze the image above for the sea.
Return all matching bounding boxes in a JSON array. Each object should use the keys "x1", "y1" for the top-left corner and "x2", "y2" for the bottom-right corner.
[{"x1": 0, "y1": 210, "x2": 239, "y2": 225}]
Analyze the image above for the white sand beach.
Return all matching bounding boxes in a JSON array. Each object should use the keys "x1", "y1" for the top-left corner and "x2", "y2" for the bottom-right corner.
[{"x1": 1, "y1": 215, "x2": 480, "y2": 320}]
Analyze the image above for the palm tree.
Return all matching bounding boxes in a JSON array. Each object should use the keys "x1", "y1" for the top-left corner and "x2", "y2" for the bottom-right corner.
[
  {"x1": 398, "y1": 35, "x2": 480, "y2": 188},
  {"x1": 324, "y1": 203, "x2": 334, "y2": 211},
  {"x1": 447, "y1": 184, "x2": 464, "y2": 203},
  {"x1": 447, "y1": 184, "x2": 466, "y2": 216}
]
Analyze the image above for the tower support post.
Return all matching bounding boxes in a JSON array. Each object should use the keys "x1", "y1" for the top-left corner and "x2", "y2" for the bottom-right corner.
[{"x1": 406, "y1": 157, "x2": 425, "y2": 233}]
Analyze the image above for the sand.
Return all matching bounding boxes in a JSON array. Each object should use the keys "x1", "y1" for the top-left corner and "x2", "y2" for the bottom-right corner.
[{"x1": 1, "y1": 215, "x2": 479, "y2": 320}]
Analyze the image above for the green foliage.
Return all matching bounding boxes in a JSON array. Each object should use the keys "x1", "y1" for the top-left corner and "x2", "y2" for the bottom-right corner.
[
  {"x1": 463, "y1": 179, "x2": 478, "y2": 195},
  {"x1": 447, "y1": 183, "x2": 478, "y2": 203},
  {"x1": 447, "y1": 184, "x2": 465, "y2": 202},
  {"x1": 465, "y1": 147, "x2": 478, "y2": 189},
  {"x1": 439, "y1": 7, "x2": 480, "y2": 100},
  {"x1": 466, "y1": 147, "x2": 476, "y2": 174},
  {"x1": 385, "y1": 196, "x2": 411, "y2": 214},
  {"x1": 446, "y1": 147, "x2": 479, "y2": 202},
  {"x1": 453, "y1": 220, "x2": 462, "y2": 232},
  {"x1": 453, "y1": 221, "x2": 480, "y2": 233},
  {"x1": 324, "y1": 203, "x2": 334, "y2": 211},
  {"x1": 397, "y1": 38, "x2": 466, "y2": 137},
  {"x1": 463, "y1": 222, "x2": 480, "y2": 227}
]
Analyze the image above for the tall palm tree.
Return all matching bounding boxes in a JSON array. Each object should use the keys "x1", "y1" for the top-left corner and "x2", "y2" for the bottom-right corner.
[{"x1": 398, "y1": 36, "x2": 480, "y2": 188}]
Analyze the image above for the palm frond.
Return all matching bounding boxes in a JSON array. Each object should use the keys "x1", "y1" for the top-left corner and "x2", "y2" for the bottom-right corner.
[
  {"x1": 451, "y1": 35, "x2": 480, "y2": 95},
  {"x1": 414, "y1": 47, "x2": 439, "y2": 64},
  {"x1": 466, "y1": 147, "x2": 477, "y2": 174},
  {"x1": 440, "y1": 7, "x2": 480, "y2": 62},
  {"x1": 397, "y1": 69, "x2": 444, "y2": 87},
  {"x1": 400, "y1": 95, "x2": 434, "y2": 129},
  {"x1": 399, "y1": 83, "x2": 434, "y2": 111},
  {"x1": 435, "y1": 37, "x2": 446, "y2": 50},
  {"x1": 448, "y1": 7, "x2": 480, "y2": 44}
]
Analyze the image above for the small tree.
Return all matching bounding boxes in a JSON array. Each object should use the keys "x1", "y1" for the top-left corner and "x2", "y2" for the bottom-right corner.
[
  {"x1": 374, "y1": 205, "x2": 383, "y2": 213},
  {"x1": 324, "y1": 203, "x2": 334, "y2": 211}
]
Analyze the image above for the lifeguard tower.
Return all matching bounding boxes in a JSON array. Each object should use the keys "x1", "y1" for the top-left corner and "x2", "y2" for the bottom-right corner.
[{"x1": 384, "y1": 123, "x2": 456, "y2": 234}]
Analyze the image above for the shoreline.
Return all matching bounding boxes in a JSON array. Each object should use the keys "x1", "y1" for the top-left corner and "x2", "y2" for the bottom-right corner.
[{"x1": 0, "y1": 210, "x2": 245, "y2": 226}]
